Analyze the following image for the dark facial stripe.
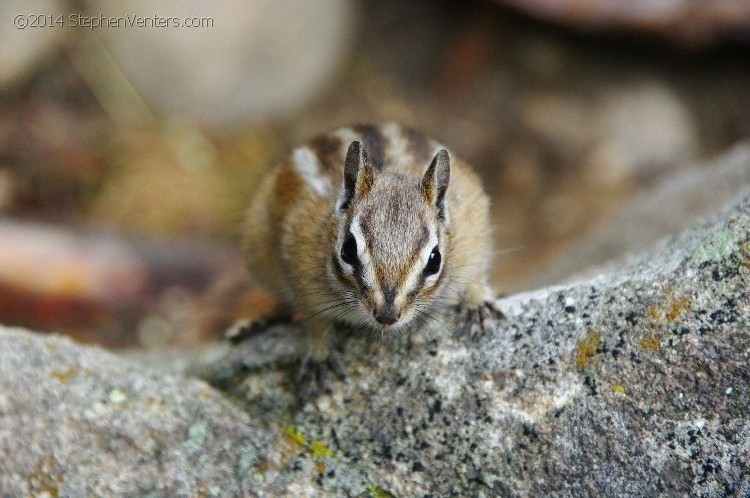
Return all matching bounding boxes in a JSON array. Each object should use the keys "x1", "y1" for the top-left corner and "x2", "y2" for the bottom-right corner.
[
  {"x1": 408, "y1": 273, "x2": 427, "y2": 301},
  {"x1": 333, "y1": 229, "x2": 370, "y2": 294},
  {"x1": 402, "y1": 126, "x2": 433, "y2": 165},
  {"x1": 352, "y1": 263, "x2": 368, "y2": 293},
  {"x1": 309, "y1": 134, "x2": 343, "y2": 173},
  {"x1": 331, "y1": 253, "x2": 356, "y2": 290},
  {"x1": 332, "y1": 255, "x2": 351, "y2": 288},
  {"x1": 353, "y1": 124, "x2": 386, "y2": 171},
  {"x1": 382, "y1": 284, "x2": 396, "y2": 307},
  {"x1": 409, "y1": 258, "x2": 446, "y2": 302}
]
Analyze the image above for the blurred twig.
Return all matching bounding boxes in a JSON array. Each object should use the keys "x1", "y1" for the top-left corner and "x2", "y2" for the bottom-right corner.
[{"x1": 68, "y1": 33, "x2": 156, "y2": 129}]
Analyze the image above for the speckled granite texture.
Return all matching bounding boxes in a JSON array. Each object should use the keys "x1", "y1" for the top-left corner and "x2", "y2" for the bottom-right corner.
[
  {"x1": 1, "y1": 167, "x2": 748, "y2": 495},
  {"x1": 0, "y1": 327, "x2": 282, "y2": 496},
  {"x1": 193, "y1": 193, "x2": 749, "y2": 496}
]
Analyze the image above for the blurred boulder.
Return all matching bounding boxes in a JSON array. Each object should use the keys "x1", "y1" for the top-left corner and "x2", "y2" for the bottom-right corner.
[
  {"x1": 524, "y1": 141, "x2": 750, "y2": 289},
  {"x1": 94, "y1": 0, "x2": 355, "y2": 129},
  {"x1": 493, "y1": 0, "x2": 750, "y2": 47},
  {"x1": 521, "y1": 79, "x2": 696, "y2": 187},
  {"x1": 0, "y1": 0, "x2": 67, "y2": 87},
  {"x1": 586, "y1": 80, "x2": 697, "y2": 187}
]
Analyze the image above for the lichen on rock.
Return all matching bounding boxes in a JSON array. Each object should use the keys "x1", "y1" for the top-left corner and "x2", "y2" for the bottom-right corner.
[{"x1": 1, "y1": 155, "x2": 748, "y2": 495}]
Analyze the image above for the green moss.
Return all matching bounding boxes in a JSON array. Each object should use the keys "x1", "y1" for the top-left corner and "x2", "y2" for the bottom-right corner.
[
  {"x1": 690, "y1": 227, "x2": 738, "y2": 267},
  {"x1": 284, "y1": 425, "x2": 306, "y2": 446},
  {"x1": 283, "y1": 425, "x2": 336, "y2": 462},
  {"x1": 188, "y1": 420, "x2": 209, "y2": 447},
  {"x1": 310, "y1": 440, "x2": 332, "y2": 459},
  {"x1": 107, "y1": 387, "x2": 128, "y2": 404},
  {"x1": 369, "y1": 485, "x2": 396, "y2": 498}
]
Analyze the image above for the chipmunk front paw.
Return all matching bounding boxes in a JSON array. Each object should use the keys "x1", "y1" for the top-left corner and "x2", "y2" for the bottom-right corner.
[
  {"x1": 455, "y1": 301, "x2": 504, "y2": 341},
  {"x1": 297, "y1": 354, "x2": 346, "y2": 398}
]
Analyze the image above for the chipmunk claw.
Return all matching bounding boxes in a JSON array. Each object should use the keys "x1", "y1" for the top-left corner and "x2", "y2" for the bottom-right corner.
[
  {"x1": 456, "y1": 301, "x2": 504, "y2": 341},
  {"x1": 297, "y1": 354, "x2": 346, "y2": 398}
]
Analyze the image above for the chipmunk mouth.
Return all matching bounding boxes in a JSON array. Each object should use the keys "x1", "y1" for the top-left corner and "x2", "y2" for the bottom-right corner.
[
  {"x1": 367, "y1": 307, "x2": 417, "y2": 332},
  {"x1": 353, "y1": 300, "x2": 414, "y2": 331},
  {"x1": 372, "y1": 320, "x2": 404, "y2": 332}
]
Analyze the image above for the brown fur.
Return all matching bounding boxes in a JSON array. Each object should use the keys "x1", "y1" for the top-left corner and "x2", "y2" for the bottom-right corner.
[{"x1": 242, "y1": 124, "x2": 494, "y2": 361}]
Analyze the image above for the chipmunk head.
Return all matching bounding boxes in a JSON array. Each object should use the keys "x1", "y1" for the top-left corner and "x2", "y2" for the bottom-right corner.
[{"x1": 330, "y1": 140, "x2": 450, "y2": 330}]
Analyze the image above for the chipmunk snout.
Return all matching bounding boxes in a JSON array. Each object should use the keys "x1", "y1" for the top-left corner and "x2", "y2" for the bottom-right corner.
[
  {"x1": 373, "y1": 306, "x2": 401, "y2": 325},
  {"x1": 373, "y1": 285, "x2": 401, "y2": 325}
]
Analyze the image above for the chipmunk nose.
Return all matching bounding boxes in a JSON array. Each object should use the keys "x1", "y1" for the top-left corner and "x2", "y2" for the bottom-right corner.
[
  {"x1": 373, "y1": 307, "x2": 400, "y2": 325},
  {"x1": 375, "y1": 285, "x2": 400, "y2": 325}
]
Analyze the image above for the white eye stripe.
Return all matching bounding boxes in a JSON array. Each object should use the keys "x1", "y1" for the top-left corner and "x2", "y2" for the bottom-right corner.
[
  {"x1": 344, "y1": 216, "x2": 378, "y2": 290},
  {"x1": 339, "y1": 256, "x2": 354, "y2": 276},
  {"x1": 348, "y1": 215, "x2": 365, "y2": 259},
  {"x1": 399, "y1": 231, "x2": 441, "y2": 297}
]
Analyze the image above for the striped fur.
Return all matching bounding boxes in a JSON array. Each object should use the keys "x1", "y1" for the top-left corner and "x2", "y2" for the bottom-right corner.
[{"x1": 242, "y1": 123, "x2": 494, "y2": 361}]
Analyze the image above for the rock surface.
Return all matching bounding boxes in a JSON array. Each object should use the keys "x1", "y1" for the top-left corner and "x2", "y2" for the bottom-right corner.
[
  {"x1": 1, "y1": 178, "x2": 749, "y2": 494},
  {"x1": 193, "y1": 194, "x2": 750, "y2": 496},
  {"x1": 525, "y1": 142, "x2": 750, "y2": 289},
  {"x1": 493, "y1": 0, "x2": 750, "y2": 47},
  {"x1": 0, "y1": 327, "x2": 283, "y2": 496}
]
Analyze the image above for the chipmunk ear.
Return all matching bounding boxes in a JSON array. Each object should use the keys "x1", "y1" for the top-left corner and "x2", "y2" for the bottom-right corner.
[
  {"x1": 421, "y1": 149, "x2": 450, "y2": 220},
  {"x1": 339, "y1": 140, "x2": 374, "y2": 211}
]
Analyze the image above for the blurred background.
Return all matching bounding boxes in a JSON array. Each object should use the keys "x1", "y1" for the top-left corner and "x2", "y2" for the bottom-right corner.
[{"x1": 1, "y1": 0, "x2": 749, "y2": 350}]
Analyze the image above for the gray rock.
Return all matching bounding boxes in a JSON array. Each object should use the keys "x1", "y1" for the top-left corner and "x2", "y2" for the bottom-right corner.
[
  {"x1": 522, "y1": 80, "x2": 697, "y2": 190},
  {"x1": 0, "y1": 328, "x2": 283, "y2": 496},
  {"x1": 525, "y1": 142, "x2": 750, "y2": 289},
  {"x1": 193, "y1": 193, "x2": 750, "y2": 496},
  {"x1": 585, "y1": 80, "x2": 697, "y2": 187},
  {"x1": 491, "y1": 0, "x2": 750, "y2": 47},
  {"x1": 1, "y1": 163, "x2": 749, "y2": 495}
]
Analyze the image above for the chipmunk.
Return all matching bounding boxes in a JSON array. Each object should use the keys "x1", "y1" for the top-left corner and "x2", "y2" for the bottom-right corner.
[{"x1": 242, "y1": 123, "x2": 500, "y2": 395}]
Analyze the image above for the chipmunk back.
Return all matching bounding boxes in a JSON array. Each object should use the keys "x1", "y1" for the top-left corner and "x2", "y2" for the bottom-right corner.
[{"x1": 242, "y1": 123, "x2": 499, "y2": 394}]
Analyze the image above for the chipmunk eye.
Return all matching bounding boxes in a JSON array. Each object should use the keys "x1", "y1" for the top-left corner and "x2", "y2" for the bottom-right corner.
[
  {"x1": 341, "y1": 233, "x2": 358, "y2": 266},
  {"x1": 424, "y1": 246, "x2": 441, "y2": 276}
]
